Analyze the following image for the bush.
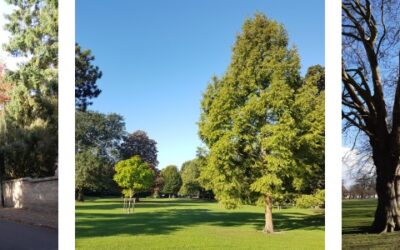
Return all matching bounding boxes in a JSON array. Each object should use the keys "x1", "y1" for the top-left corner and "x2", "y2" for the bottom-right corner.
[{"x1": 295, "y1": 189, "x2": 324, "y2": 209}]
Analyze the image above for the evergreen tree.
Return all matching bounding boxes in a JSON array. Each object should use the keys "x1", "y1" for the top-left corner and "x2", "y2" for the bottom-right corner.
[
  {"x1": 0, "y1": 0, "x2": 58, "y2": 178},
  {"x1": 161, "y1": 165, "x2": 182, "y2": 197},
  {"x1": 75, "y1": 43, "x2": 102, "y2": 111}
]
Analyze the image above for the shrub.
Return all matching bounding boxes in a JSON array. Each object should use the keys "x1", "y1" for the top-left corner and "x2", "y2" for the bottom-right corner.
[{"x1": 295, "y1": 189, "x2": 324, "y2": 209}]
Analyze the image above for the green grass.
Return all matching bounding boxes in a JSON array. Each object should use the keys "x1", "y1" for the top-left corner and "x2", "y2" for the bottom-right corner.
[
  {"x1": 76, "y1": 197, "x2": 324, "y2": 250},
  {"x1": 342, "y1": 199, "x2": 400, "y2": 249}
]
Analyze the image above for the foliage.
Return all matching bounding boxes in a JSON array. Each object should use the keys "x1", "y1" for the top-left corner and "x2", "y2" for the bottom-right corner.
[
  {"x1": 75, "y1": 110, "x2": 125, "y2": 161},
  {"x1": 198, "y1": 13, "x2": 324, "y2": 213},
  {"x1": 75, "y1": 43, "x2": 102, "y2": 111},
  {"x1": 152, "y1": 170, "x2": 164, "y2": 198},
  {"x1": 161, "y1": 165, "x2": 182, "y2": 195},
  {"x1": 295, "y1": 189, "x2": 324, "y2": 209},
  {"x1": 75, "y1": 110, "x2": 125, "y2": 198},
  {"x1": 75, "y1": 149, "x2": 113, "y2": 199},
  {"x1": 0, "y1": 0, "x2": 58, "y2": 178},
  {"x1": 179, "y1": 159, "x2": 201, "y2": 196},
  {"x1": 113, "y1": 156, "x2": 154, "y2": 198},
  {"x1": 119, "y1": 130, "x2": 158, "y2": 169}
]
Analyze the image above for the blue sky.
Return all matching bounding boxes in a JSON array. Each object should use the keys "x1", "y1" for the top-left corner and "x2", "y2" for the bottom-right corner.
[{"x1": 76, "y1": 0, "x2": 324, "y2": 169}]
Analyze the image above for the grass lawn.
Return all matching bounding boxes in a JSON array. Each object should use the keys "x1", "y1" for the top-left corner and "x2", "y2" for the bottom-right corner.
[
  {"x1": 342, "y1": 199, "x2": 400, "y2": 249},
  {"x1": 76, "y1": 197, "x2": 324, "y2": 250}
]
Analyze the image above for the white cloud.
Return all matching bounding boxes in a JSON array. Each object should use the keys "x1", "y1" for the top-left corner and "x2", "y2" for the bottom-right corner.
[
  {"x1": 342, "y1": 147, "x2": 375, "y2": 188},
  {"x1": 0, "y1": 1, "x2": 26, "y2": 71}
]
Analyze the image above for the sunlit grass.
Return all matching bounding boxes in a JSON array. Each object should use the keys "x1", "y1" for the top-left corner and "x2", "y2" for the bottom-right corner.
[
  {"x1": 342, "y1": 199, "x2": 400, "y2": 249},
  {"x1": 76, "y1": 197, "x2": 324, "y2": 250}
]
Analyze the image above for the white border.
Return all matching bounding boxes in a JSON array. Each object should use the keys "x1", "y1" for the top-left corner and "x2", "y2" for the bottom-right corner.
[
  {"x1": 325, "y1": 0, "x2": 342, "y2": 249},
  {"x1": 58, "y1": 0, "x2": 75, "y2": 249}
]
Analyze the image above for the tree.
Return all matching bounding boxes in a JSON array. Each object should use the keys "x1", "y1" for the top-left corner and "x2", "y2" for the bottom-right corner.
[
  {"x1": 179, "y1": 160, "x2": 201, "y2": 197},
  {"x1": 75, "y1": 111, "x2": 125, "y2": 198},
  {"x1": 161, "y1": 165, "x2": 182, "y2": 197},
  {"x1": 75, "y1": 43, "x2": 102, "y2": 111},
  {"x1": 76, "y1": 110, "x2": 125, "y2": 160},
  {"x1": 152, "y1": 169, "x2": 164, "y2": 198},
  {"x1": 119, "y1": 130, "x2": 158, "y2": 169},
  {"x1": 75, "y1": 150, "x2": 111, "y2": 201},
  {"x1": 113, "y1": 156, "x2": 154, "y2": 199},
  {"x1": 0, "y1": 0, "x2": 58, "y2": 178},
  {"x1": 199, "y1": 13, "x2": 324, "y2": 233},
  {"x1": 305, "y1": 65, "x2": 325, "y2": 93},
  {"x1": 342, "y1": 181, "x2": 350, "y2": 199},
  {"x1": 342, "y1": 0, "x2": 400, "y2": 233}
]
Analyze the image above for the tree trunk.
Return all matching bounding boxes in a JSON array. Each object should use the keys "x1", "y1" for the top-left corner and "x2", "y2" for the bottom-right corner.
[
  {"x1": 371, "y1": 147, "x2": 400, "y2": 233},
  {"x1": 263, "y1": 194, "x2": 274, "y2": 233},
  {"x1": 77, "y1": 189, "x2": 84, "y2": 202}
]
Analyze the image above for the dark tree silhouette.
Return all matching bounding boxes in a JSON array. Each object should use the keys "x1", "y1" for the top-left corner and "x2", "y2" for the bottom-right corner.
[{"x1": 342, "y1": 0, "x2": 400, "y2": 233}]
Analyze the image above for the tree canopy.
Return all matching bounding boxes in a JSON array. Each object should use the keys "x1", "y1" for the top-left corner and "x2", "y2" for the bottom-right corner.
[
  {"x1": 119, "y1": 130, "x2": 158, "y2": 169},
  {"x1": 75, "y1": 110, "x2": 125, "y2": 161},
  {"x1": 161, "y1": 165, "x2": 182, "y2": 196},
  {"x1": 75, "y1": 110, "x2": 125, "y2": 199},
  {"x1": 75, "y1": 150, "x2": 112, "y2": 201},
  {"x1": 114, "y1": 156, "x2": 155, "y2": 198},
  {"x1": 179, "y1": 159, "x2": 201, "y2": 197}
]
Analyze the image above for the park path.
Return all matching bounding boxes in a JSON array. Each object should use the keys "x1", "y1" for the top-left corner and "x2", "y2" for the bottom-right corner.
[{"x1": 0, "y1": 220, "x2": 58, "y2": 250}]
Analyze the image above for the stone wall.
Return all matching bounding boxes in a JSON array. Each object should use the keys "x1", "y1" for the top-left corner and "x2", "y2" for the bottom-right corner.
[{"x1": 1, "y1": 176, "x2": 58, "y2": 212}]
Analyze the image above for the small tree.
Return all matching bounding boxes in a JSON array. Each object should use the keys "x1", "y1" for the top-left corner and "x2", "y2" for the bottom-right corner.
[
  {"x1": 113, "y1": 156, "x2": 154, "y2": 200},
  {"x1": 161, "y1": 165, "x2": 182, "y2": 197}
]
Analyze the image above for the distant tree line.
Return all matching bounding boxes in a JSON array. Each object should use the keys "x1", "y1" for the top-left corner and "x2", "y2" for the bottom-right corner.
[{"x1": 342, "y1": 174, "x2": 376, "y2": 199}]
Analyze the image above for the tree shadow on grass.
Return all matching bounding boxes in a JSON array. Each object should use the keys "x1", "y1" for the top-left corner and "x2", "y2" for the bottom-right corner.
[
  {"x1": 342, "y1": 200, "x2": 375, "y2": 234},
  {"x1": 77, "y1": 200, "x2": 207, "y2": 211},
  {"x1": 76, "y1": 203, "x2": 324, "y2": 238}
]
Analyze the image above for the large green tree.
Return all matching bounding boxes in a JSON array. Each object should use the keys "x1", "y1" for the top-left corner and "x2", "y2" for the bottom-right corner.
[
  {"x1": 75, "y1": 110, "x2": 125, "y2": 199},
  {"x1": 0, "y1": 0, "x2": 58, "y2": 178},
  {"x1": 161, "y1": 165, "x2": 182, "y2": 197},
  {"x1": 199, "y1": 13, "x2": 324, "y2": 233}
]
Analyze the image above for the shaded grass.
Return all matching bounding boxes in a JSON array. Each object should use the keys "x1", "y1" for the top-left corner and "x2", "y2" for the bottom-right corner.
[
  {"x1": 76, "y1": 197, "x2": 324, "y2": 250},
  {"x1": 342, "y1": 199, "x2": 400, "y2": 249}
]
